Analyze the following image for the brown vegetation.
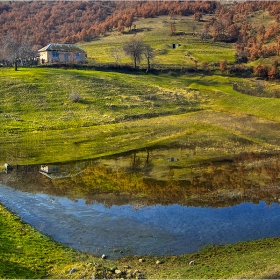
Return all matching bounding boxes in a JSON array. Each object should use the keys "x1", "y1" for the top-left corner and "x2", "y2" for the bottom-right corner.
[
  {"x1": 0, "y1": 1, "x2": 217, "y2": 47},
  {"x1": 1, "y1": 1, "x2": 280, "y2": 79}
]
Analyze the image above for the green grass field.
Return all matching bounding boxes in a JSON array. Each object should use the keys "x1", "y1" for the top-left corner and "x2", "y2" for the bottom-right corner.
[
  {"x1": 81, "y1": 15, "x2": 236, "y2": 67},
  {"x1": 1, "y1": 67, "x2": 280, "y2": 166}
]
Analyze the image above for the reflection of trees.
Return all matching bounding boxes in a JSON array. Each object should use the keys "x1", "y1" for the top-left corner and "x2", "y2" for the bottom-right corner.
[
  {"x1": 2, "y1": 152, "x2": 280, "y2": 208},
  {"x1": 129, "y1": 150, "x2": 152, "y2": 172}
]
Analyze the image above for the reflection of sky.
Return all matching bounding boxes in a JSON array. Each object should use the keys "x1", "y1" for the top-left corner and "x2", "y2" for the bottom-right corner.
[{"x1": 1, "y1": 184, "x2": 280, "y2": 257}]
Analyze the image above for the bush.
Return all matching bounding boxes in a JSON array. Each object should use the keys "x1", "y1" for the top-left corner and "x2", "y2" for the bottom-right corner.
[
  {"x1": 69, "y1": 89, "x2": 81, "y2": 102},
  {"x1": 228, "y1": 64, "x2": 253, "y2": 76}
]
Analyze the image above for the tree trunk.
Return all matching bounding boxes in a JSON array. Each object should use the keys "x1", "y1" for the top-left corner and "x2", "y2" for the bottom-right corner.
[
  {"x1": 147, "y1": 57, "x2": 150, "y2": 71},
  {"x1": 14, "y1": 60, "x2": 18, "y2": 71}
]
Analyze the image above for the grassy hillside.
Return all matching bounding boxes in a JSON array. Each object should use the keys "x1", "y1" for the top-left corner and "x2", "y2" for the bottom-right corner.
[
  {"x1": 1, "y1": 64, "x2": 280, "y2": 166},
  {"x1": 81, "y1": 15, "x2": 236, "y2": 67}
]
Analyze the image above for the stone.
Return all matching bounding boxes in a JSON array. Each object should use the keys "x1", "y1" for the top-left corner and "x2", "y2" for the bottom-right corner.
[
  {"x1": 135, "y1": 272, "x2": 143, "y2": 279},
  {"x1": 133, "y1": 269, "x2": 139, "y2": 275},
  {"x1": 101, "y1": 254, "x2": 107, "y2": 259},
  {"x1": 138, "y1": 258, "x2": 144, "y2": 263},
  {"x1": 115, "y1": 269, "x2": 122, "y2": 275},
  {"x1": 69, "y1": 268, "x2": 77, "y2": 275},
  {"x1": 189, "y1": 260, "x2": 195, "y2": 265},
  {"x1": 156, "y1": 260, "x2": 162, "y2": 265}
]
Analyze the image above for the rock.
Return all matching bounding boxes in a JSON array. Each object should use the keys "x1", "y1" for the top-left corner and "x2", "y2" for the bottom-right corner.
[
  {"x1": 115, "y1": 269, "x2": 122, "y2": 275},
  {"x1": 189, "y1": 260, "x2": 195, "y2": 265},
  {"x1": 101, "y1": 254, "x2": 107, "y2": 259},
  {"x1": 156, "y1": 260, "x2": 162, "y2": 265},
  {"x1": 135, "y1": 272, "x2": 143, "y2": 279},
  {"x1": 139, "y1": 258, "x2": 144, "y2": 263},
  {"x1": 123, "y1": 265, "x2": 130, "y2": 269},
  {"x1": 69, "y1": 268, "x2": 77, "y2": 275}
]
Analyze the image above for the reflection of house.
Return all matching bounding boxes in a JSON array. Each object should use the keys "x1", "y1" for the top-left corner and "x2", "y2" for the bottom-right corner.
[
  {"x1": 168, "y1": 157, "x2": 178, "y2": 162},
  {"x1": 38, "y1": 43, "x2": 86, "y2": 64},
  {"x1": 40, "y1": 165, "x2": 59, "y2": 174},
  {"x1": 40, "y1": 163, "x2": 86, "y2": 179}
]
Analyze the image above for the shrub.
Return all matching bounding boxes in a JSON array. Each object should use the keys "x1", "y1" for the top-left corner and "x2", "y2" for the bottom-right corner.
[{"x1": 69, "y1": 89, "x2": 81, "y2": 102}]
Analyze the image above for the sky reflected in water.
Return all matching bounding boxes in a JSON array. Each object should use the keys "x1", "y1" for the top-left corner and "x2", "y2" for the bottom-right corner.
[{"x1": 1, "y1": 183, "x2": 280, "y2": 258}]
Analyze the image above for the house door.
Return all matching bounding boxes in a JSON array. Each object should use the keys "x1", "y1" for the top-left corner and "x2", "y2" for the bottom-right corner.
[{"x1": 64, "y1": 53, "x2": 69, "y2": 63}]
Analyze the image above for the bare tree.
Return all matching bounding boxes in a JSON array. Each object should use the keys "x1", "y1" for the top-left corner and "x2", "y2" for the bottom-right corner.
[
  {"x1": 123, "y1": 36, "x2": 144, "y2": 69},
  {"x1": 169, "y1": 21, "x2": 176, "y2": 36},
  {"x1": 0, "y1": 34, "x2": 35, "y2": 71},
  {"x1": 143, "y1": 44, "x2": 155, "y2": 71},
  {"x1": 110, "y1": 46, "x2": 123, "y2": 66}
]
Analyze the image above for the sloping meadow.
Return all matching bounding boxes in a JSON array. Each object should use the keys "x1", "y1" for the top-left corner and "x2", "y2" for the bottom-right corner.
[{"x1": 1, "y1": 68, "x2": 280, "y2": 165}]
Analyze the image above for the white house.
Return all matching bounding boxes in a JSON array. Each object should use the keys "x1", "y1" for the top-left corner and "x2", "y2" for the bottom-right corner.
[{"x1": 38, "y1": 43, "x2": 86, "y2": 64}]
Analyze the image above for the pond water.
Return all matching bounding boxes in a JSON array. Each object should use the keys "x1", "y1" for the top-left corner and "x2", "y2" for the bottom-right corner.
[{"x1": 1, "y1": 153, "x2": 280, "y2": 258}]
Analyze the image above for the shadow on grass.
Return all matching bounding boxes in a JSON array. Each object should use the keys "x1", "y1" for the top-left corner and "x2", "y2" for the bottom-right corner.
[{"x1": 0, "y1": 259, "x2": 42, "y2": 279}]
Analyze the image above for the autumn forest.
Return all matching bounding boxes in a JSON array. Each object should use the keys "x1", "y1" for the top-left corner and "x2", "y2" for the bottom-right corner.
[{"x1": 1, "y1": 1, "x2": 280, "y2": 69}]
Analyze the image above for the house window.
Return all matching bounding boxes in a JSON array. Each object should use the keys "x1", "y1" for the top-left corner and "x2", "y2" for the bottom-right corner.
[
  {"x1": 76, "y1": 53, "x2": 80, "y2": 59},
  {"x1": 52, "y1": 51, "x2": 59, "y2": 58}
]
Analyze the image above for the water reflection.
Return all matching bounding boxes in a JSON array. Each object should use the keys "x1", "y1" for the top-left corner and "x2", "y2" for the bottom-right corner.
[
  {"x1": 1, "y1": 152, "x2": 280, "y2": 207},
  {"x1": 1, "y1": 152, "x2": 280, "y2": 257},
  {"x1": 0, "y1": 183, "x2": 280, "y2": 258}
]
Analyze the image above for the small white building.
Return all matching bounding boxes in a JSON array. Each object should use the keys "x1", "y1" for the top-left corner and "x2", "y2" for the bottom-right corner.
[{"x1": 38, "y1": 43, "x2": 86, "y2": 64}]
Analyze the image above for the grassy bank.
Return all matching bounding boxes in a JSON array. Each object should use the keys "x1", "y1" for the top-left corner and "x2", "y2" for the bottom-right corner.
[{"x1": 1, "y1": 202, "x2": 280, "y2": 279}]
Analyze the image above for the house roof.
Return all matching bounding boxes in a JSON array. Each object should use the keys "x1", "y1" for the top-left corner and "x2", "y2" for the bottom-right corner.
[{"x1": 38, "y1": 43, "x2": 86, "y2": 53}]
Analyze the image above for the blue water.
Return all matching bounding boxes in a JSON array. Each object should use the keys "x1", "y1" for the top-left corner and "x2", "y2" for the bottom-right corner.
[{"x1": 0, "y1": 183, "x2": 280, "y2": 258}]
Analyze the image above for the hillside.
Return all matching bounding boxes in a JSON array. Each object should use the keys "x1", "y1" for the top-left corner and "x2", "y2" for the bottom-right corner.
[
  {"x1": 1, "y1": 1, "x2": 280, "y2": 76},
  {"x1": 0, "y1": 1, "x2": 217, "y2": 46},
  {"x1": 0, "y1": 1, "x2": 279, "y2": 47},
  {"x1": 1, "y1": 64, "x2": 280, "y2": 166}
]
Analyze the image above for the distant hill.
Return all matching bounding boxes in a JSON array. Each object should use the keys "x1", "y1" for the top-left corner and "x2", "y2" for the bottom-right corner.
[
  {"x1": 0, "y1": 1, "x2": 223, "y2": 46},
  {"x1": 1, "y1": 1, "x2": 280, "y2": 66}
]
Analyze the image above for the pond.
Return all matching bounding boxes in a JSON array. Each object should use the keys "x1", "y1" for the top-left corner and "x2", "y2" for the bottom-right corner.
[{"x1": 1, "y1": 152, "x2": 280, "y2": 258}]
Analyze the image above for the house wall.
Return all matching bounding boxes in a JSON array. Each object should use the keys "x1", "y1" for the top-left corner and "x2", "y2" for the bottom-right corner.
[
  {"x1": 40, "y1": 165, "x2": 59, "y2": 174},
  {"x1": 39, "y1": 51, "x2": 86, "y2": 64}
]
